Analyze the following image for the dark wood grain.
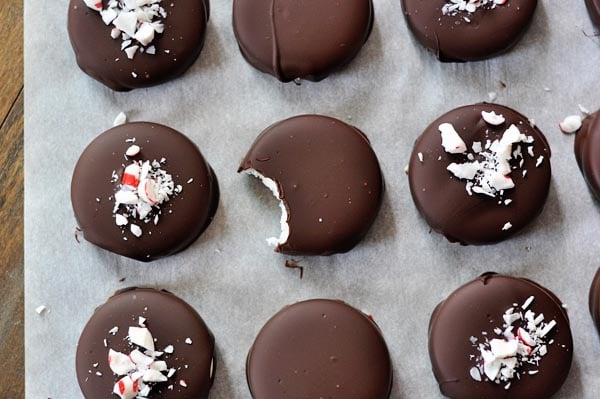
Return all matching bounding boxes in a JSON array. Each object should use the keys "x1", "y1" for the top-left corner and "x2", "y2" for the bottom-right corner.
[{"x1": 0, "y1": 0, "x2": 24, "y2": 397}]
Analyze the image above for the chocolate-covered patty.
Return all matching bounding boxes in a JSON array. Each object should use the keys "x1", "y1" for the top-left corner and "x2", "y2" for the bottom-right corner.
[
  {"x1": 429, "y1": 273, "x2": 573, "y2": 399},
  {"x1": 401, "y1": 0, "x2": 537, "y2": 62},
  {"x1": 71, "y1": 122, "x2": 219, "y2": 261},
  {"x1": 247, "y1": 299, "x2": 393, "y2": 399},
  {"x1": 68, "y1": 0, "x2": 210, "y2": 91},
  {"x1": 232, "y1": 0, "x2": 373, "y2": 82},
  {"x1": 76, "y1": 288, "x2": 215, "y2": 399},
  {"x1": 238, "y1": 115, "x2": 384, "y2": 255},
  {"x1": 575, "y1": 110, "x2": 600, "y2": 200},
  {"x1": 408, "y1": 103, "x2": 551, "y2": 245},
  {"x1": 586, "y1": 0, "x2": 600, "y2": 27},
  {"x1": 589, "y1": 268, "x2": 600, "y2": 334}
]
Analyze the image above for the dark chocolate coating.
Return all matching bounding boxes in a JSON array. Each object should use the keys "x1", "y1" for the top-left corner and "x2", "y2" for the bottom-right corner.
[
  {"x1": 71, "y1": 122, "x2": 219, "y2": 261},
  {"x1": 408, "y1": 103, "x2": 551, "y2": 245},
  {"x1": 575, "y1": 111, "x2": 600, "y2": 200},
  {"x1": 76, "y1": 288, "x2": 215, "y2": 399},
  {"x1": 401, "y1": 0, "x2": 537, "y2": 62},
  {"x1": 247, "y1": 299, "x2": 393, "y2": 399},
  {"x1": 429, "y1": 273, "x2": 573, "y2": 399},
  {"x1": 67, "y1": 0, "x2": 210, "y2": 91},
  {"x1": 239, "y1": 114, "x2": 384, "y2": 255},
  {"x1": 586, "y1": 0, "x2": 600, "y2": 28},
  {"x1": 589, "y1": 268, "x2": 600, "y2": 334},
  {"x1": 232, "y1": 0, "x2": 373, "y2": 82}
]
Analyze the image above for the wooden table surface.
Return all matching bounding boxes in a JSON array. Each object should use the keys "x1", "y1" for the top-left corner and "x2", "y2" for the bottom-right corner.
[{"x1": 0, "y1": 0, "x2": 24, "y2": 397}]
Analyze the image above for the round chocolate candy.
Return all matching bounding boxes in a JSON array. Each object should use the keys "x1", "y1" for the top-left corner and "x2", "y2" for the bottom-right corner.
[
  {"x1": 401, "y1": 0, "x2": 537, "y2": 62},
  {"x1": 246, "y1": 299, "x2": 393, "y2": 399},
  {"x1": 586, "y1": 0, "x2": 600, "y2": 28},
  {"x1": 232, "y1": 0, "x2": 374, "y2": 82},
  {"x1": 575, "y1": 110, "x2": 600, "y2": 200},
  {"x1": 408, "y1": 103, "x2": 551, "y2": 245},
  {"x1": 68, "y1": 0, "x2": 210, "y2": 91},
  {"x1": 71, "y1": 122, "x2": 219, "y2": 262},
  {"x1": 76, "y1": 288, "x2": 215, "y2": 399},
  {"x1": 589, "y1": 268, "x2": 600, "y2": 334},
  {"x1": 429, "y1": 273, "x2": 573, "y2": 399},
  {"x1": 238, "y1": 114, "x2": 384, "y2": 255}
]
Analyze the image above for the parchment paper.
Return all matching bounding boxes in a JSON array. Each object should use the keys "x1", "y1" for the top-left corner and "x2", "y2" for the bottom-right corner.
[{"x1": 24, "y1": 1, "x2": 600, "y2": 397}]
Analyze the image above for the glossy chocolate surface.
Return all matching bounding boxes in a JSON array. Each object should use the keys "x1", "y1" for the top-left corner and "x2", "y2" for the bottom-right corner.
[
  {"x1": 429, "y1": 273, "x2": 573, "y2": 399},
  {"x1": 408, "y1": 103, "x2": 551, "y2": 245},
  {"x1": 232, "y1": 0, "x2": 373, "y2": 82},
  {"x1": 76, "y1": 288, "x2": 215, "y2": 399},
  {"x1": 589, "y1": 268, "x2": 600, "y2": 334},
  {"x1": 239, "y1": 114, "x2": 384, "y2": 255},
  {"x1": 71, "y1": 122, "x2": 219, "y2": 261},
  {"x1": 586, "y1": 0, "x2": 600, "y2": 27},
  {"x1": 401, "y1": 0, "x2": 537, "y2": 62},
  {"x1": 575, "y1": 111, "x2": 600, "y2": 200},
  {"x1": 247, "y1": 299, "x2": 393, "y2": 399},
  {"x1": 67, "y1": 0, "x2": 210, "y2": 91}
]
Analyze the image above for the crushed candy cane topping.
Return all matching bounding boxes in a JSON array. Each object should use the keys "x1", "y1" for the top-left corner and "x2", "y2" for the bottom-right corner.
[
  {"x1": 438, "y1": 112, "x2": 541, "y2": 202},
  {"x1": 107, "y1": 324, "x2": 176, "y2": 399},
  {"x1": 83, "y1": 0, "x2": 169, "y2": 60},
  {"x1": 112, "y1": 138, "x2": 183, "y2": 238},
  {"x1": 469, "y1": 296, "x2": 558, "y2": 388},
  {"x1": 442, "y1": 0, "x2": 508, "y2": 17}
]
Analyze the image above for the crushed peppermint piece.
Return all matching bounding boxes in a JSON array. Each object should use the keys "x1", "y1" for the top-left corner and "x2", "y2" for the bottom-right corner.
[
  {"x1": 85, "y1": 0, "x2": 168, "y2": 61},
  {"x1": 108, "y1": 326, "x2": 119, "y2": 335},
  {"x1": 444, "y1": 123, "x2": 535, "y2": 201},
  {"x1": 559, "y1": 115, "x2": 582, "y2": 134},
  {"x1": 185, "y1": 338, "x2": 192, "y2": 345},
  {"x1": 439, "y1": 123, "x2": 467, "y2": 154},
  {"x1": 164, "y1": 345, "x2": 174, "y2": 354},
  {"x1": 180, "y1": 379, "x2": 188, "y2": 388},
  {"x1": 535, "y1": 156, "x2": 544, "y2": 168},
  {"x1": 469, "y1": 297, "x2": 558, "y2": 388},
  {"x1": 418, "y1": 152, "x2": 424, "y2": 162},
  {"x1": 502, "y1": 222, "x2": 512, "y2": 231},
  {"x1": 187, "y1": 178, "x2": 194, "y2": 184},
  {"x1": 111, "y1": 144, "x2": 181, "y2": 238},
  {"x1": 113, "y1": 111, "x2": 127, "y2": 127},
  {"x1": 107, "y1": 322, "x2": 175, "y2": 399},
  {"x1": 578, "y1": 104, "x2": 590, "y2": 115},
  {"x1": 442, "y1": 0, "x2": 508, "y2": 16},
  {"x1": 481, "y1": 110, "x2": 505, "y2": 126},
  {"x1": 35, "y1": 305, "x2": 47, "y2": 314}
]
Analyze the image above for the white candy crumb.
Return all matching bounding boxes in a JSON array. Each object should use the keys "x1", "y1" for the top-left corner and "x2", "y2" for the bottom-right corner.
[
  {"x1": 578, "y1": 104, "x2": 590, "y2": 115},
  {"x1": 418, "y1": 152, "x2": 424, "y2": 163},
  {"x1": 108, "y1": 326, "x2": 119, "y2": 335},
  {"x1": 559, "y1": 115, "x2": 582, "y2": 134},
  {"x1": 536, "y1": 156, "x2": 544, "y2": 168},
  {"x1": 35, "y1": 305, "x2": 47, "y2": 315},
  {"x1": 115, "y1": 214, "x2": 128, "y2": 226},
  {"x1": 126, "y1": 145, "x2": 141, "y2": 157},
  {"x1": 481, "y1": 110, "x2": 505, "y2": 126},
  {"x1": 185, "y1": 338, "x2": 192, "y2": 345},
  {"x1": 502, "y1": 222, "x2": 512, "y2": 231},
  {"x1": 164, "y1": 345, "x2": 174, "y2": 354},
  {"x1": 180, "y1": 380, "x2": 188, "y2": 388},
  {"x1": 113, "y1": 112, "x2": 127, "y2": 127},
  {"x1": 130, "y1": 224, "x2": 143, "y2": 238},
  {"x1": 439, "y1": 123, "x2": 467, "y2": 154}
]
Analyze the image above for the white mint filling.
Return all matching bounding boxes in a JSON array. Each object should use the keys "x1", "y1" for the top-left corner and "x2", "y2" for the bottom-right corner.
[
  {"x1": 243, "y1": 169, "x2": 290, "y2": 248},
  {"x1": 469, "y1": 297, "x2": 558, "y2": 388}
]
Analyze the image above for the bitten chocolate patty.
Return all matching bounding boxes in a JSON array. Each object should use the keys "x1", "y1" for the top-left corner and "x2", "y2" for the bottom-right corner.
[
  {"x1": 401, "y1": 0, "x2": 537, "y2": 62},
  {"x1": 71, "y1": 122, "x2": 219, "y2": 261},
  {"x1": 247, "y1": 299, "x2": 393, "y2": 399},
  {"x1": 68, "y1": 0, "x2": 210, "y2": 91},
  {"x1": 575, "y1": 110, "x2": 600, "y2": 200},
  {"x1": 232, "y1": 0, "x2": 373, "y2": 82},
  {"x1": 429, "y1": 273, "x2": 573, "y2": 399},
  {"x1": 239, "y1": 114, "x2": 384, "y2": 255},
  {"x1": 408, "y1": 103, "x2": 551, "y2": 245},
  {"x1": 76, "y1": 288, "x2": 215, "y2": 399}
]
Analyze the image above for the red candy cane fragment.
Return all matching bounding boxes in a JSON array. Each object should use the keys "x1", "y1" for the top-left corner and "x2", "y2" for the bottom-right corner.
[
  {"x1": 83, "y1": 0, "x2": 103, "y2": 11},
  {"x1": 113, "y1": 376, "x2": 139, "y2": 399},
  {"x1": 121, "y1": 163, "x2": 141, "y2": 189}
]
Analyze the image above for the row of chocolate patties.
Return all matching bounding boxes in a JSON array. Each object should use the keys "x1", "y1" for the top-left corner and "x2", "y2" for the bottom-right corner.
[
  {"x1": 77, "y1": 270, "x2": 600, "y2": 399},
  {"x1": 68, "y1": 0, "x2": 600, "y2": 91}
]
